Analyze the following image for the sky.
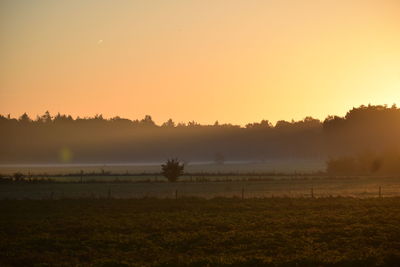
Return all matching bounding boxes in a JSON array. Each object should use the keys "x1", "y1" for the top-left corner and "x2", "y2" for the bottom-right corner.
[{"x1": 1, "y1": 0, "x2": 400, "y2": 125}]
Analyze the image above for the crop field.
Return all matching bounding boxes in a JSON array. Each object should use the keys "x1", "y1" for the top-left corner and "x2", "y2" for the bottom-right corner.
[{"x1": 1, "y1": 197, "x2": 400, "y2": 266}]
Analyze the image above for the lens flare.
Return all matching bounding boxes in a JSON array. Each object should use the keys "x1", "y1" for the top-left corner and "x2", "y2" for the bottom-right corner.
[{"x1": 59, "y1": 147, "x2": 73, "y2": 163}]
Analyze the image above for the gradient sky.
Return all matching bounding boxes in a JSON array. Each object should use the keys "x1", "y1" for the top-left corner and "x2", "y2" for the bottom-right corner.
[{"x1": 1, "y1": 0, "x2": 400, "y2": 125}]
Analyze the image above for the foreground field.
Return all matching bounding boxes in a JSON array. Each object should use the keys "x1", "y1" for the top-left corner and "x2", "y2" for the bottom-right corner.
[{"x1": 1, "y1": 198, "x2": 400, "y2": 266}]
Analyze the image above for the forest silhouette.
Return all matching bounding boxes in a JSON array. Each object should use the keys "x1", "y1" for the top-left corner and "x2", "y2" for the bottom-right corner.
[{"x1": 1, "y1": 104, "x2": 400, "y2": 174}]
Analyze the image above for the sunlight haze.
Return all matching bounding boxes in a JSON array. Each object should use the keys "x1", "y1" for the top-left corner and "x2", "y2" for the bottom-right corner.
[{"x1": 1, "y1": 0, "x2": 400, "y2": 125}]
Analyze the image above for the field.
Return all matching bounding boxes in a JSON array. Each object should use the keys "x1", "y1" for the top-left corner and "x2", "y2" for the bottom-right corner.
[
  {"x1": 2, "y1": 162, "x2": 400, "y2": 266},
  {"x1": 1, "y1": 198, "x2": 400, "y2": 266},
  {"x1": 0, "y1": 159, "x2": 325, "y2": 175},
  {"x1": 2, "y1": 176, "x2": 400, "y2": 199}
]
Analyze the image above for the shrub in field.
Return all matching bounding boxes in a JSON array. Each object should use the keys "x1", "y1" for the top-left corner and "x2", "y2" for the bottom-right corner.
[
  {"x1": 326, "y1": 157, "x2": 357, "y2": 175},
  {"x1": 326, "y1": 151, "x2": 400, "y2": 175},
  {"x1": 161, "y1": 158, "x2": 184, "y2": 182}
]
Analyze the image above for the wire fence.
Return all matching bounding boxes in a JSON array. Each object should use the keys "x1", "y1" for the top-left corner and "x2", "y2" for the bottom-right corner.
[{"x1": 1, "y1": 179, "x2": 400, "y2": 199}]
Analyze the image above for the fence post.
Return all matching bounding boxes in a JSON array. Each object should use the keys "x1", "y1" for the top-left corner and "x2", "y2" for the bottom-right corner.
[
  {"x1": 379, "y1": 186, "x2": 382, "y2": 198},
  {"x1": 311, "y1": 187, "x2": 314, "y2": 198},
  {"x1": 241, "y1": 187, "x2": 244, "y2": 200},
  {"x1": 175, "y1": 189, "x2": 178, "y2": 200},
  {"x1": 108, "y1": 188, "x2": 111, "y2": 199}
]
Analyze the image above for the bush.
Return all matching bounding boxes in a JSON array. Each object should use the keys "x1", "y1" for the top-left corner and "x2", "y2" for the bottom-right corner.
[{"x1": 161, "y1": 158, "x2": 184, "y2": 182}]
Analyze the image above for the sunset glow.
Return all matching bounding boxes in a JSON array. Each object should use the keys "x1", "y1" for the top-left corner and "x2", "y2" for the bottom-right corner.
[{"x1": 1, "y1": 0, "x2": 400, "y2": 125}]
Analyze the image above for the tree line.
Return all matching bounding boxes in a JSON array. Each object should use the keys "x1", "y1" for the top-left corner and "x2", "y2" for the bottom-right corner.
[{"x1": 1, "y1": 104, "x2": 400, "y2": 175}]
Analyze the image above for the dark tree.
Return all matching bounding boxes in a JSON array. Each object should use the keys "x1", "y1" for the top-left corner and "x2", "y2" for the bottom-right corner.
[
  {"x1": 18, "y1": 113, "x2": 31, "y2": 123},
  {"x1": 161, "y1": 158, "x2": 184, "y2": 182},
  {"x1": 162, "y1": 119, "x2": 175, "y2": 128},
  {"x1": 140, "y1": 115, "x2": 156, "y2": 127}
]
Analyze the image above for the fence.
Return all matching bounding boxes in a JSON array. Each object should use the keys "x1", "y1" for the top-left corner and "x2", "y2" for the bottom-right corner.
[{"x1": 0, "y1": 178, "x2": 399, "y2": 199}]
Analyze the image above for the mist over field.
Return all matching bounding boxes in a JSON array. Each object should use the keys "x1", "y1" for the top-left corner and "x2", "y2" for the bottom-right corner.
[
  {"x1": 2, "y1": 1, "x2": 400, "y2": 265},
  {"x1": 2, "y1": 105, "x2": 400, "y2": 175}
]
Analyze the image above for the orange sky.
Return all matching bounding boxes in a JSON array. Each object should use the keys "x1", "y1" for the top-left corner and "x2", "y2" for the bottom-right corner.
[{"x1": 1, "y1": 0, "x2": 400, "y2": 125}]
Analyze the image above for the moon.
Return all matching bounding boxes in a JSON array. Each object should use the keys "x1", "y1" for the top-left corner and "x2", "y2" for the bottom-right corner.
[{"x1": 97, "y1": 39, "x2": 103, "y2": 45}]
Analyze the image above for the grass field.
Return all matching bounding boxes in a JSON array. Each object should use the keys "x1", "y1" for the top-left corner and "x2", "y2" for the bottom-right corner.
[
  {"x1": 1, "y1": 198, "x2": 400, "y2": 266},
  {"x1": 0, "y1": 159, "x2": 325, "y2": 175},
  {"x1": 2, "y1": 177, "x2": 400, "y2": 199}
]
